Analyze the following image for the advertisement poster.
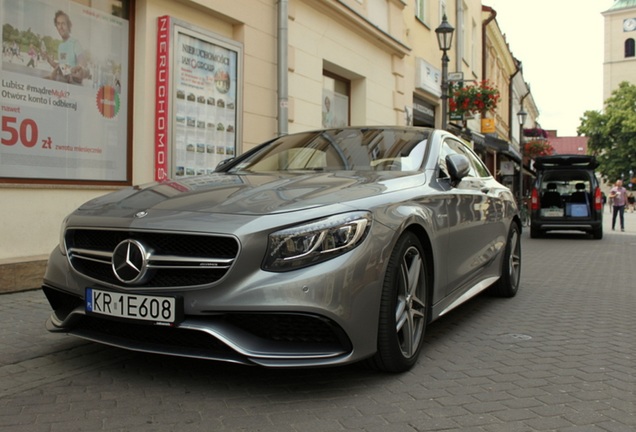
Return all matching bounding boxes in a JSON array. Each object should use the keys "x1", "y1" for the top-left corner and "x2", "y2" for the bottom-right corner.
[
  {"x1": 321, "y1": 89, "x2": 348, "y2": 129},
  {"x1": 0, "y1": 0, "x2": 129, "y2": 182},
  {"x1": 171, "y1": 24, "x2": 239, "y2": 178}
]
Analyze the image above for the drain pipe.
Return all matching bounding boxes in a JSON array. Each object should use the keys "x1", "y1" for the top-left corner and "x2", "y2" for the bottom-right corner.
[
  {"x1": 481, "y1": 6, "x2": 496, "y2": 82},
  {"x1": 277, "y1": 0, "x2": 289, "y2": 136},
  {"x1": 456, "y1": 0, "x2": 463, "y2": 73},
  {"x1": 508, "y1": 59, "x2": 522, "y2": 142}
]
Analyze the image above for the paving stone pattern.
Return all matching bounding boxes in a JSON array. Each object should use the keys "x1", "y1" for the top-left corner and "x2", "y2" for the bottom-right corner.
[{"x1": 0, "y1": 213, "x2": 635, "y2": 431}]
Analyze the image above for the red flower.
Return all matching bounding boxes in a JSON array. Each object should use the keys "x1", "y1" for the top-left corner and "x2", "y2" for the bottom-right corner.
[{"x1": 449, "y1": 80, "x2": 500, "y2": 115}]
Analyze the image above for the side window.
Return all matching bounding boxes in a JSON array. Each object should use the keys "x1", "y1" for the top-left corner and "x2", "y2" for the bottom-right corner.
[
  {"x1": 438, "y1": 141, "x2": 453, "y2": 178},
  {"x1": 464, "y1": 147, "x2": 491, "y2": 177},
  {"x1": 449, "y1": 139, "x2": 492, "y2": 178},
  {"x1": 439, "y1": 138, "x2": 492, "y2": 179}
]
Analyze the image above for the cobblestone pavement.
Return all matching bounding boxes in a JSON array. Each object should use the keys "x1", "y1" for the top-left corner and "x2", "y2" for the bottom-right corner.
[{"x1": 1, "y1": 212, "x2": 635, "y2": 431}]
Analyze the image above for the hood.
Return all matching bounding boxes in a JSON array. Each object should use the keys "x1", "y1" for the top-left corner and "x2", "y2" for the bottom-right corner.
[{"x1": 78, "y1": 171, "x2": 423, "y2": 215}]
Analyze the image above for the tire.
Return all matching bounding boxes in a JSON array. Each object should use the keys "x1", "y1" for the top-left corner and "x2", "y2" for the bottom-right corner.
[
  {"x1": 593, "y1": 227, "x2": 603, "y2": 239},
  {"x1": 530, "y1": 224, "x2": 541, "y2": 239},
  {"x1": 367, "y1": 231, "x2": 428, "y2": 373},
  {"x1": 490, "y1": 223, "x2": 521, "y2": 298}
]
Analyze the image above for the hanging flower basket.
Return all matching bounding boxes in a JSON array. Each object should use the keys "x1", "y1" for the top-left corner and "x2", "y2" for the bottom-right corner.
[
  {"x1": 524, "y1": 139, "x2": 554, "y2": 158},
  {"x1": 449, "y1": 80, "x2": 500, "y2": 116},
  {"x1": 523, "y1": 127, "x2": 548, "y2": 138}
]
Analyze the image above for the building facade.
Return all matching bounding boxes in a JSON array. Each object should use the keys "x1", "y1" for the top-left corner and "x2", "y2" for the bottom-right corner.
[{"x1": 0, "y1": 0, "x2": 535, "y2": 291}]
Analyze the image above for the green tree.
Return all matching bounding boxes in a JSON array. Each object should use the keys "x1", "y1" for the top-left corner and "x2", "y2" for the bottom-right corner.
[{"x1": 578, "y1": 81, "x2": 636, "y2": 185}]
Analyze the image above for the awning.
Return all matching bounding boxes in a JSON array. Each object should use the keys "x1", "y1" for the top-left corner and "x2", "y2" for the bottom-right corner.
[
  {"x1": 472, "y1": 133, "x2": 521, "y2": 163},
  {"x1": 485, "y1": 134, "x2": 508, "y2": 152},
  {"x1": 500, "y1": 143, "x2": 521, "y2": 163},
  {"x1": 488, "y1": 135, "x2": 522, "y2": 163}
]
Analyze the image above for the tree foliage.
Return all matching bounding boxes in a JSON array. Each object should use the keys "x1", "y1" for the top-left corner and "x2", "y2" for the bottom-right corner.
[{"x1": 578, "y1": 81, "x2": 636, "y2": 185}]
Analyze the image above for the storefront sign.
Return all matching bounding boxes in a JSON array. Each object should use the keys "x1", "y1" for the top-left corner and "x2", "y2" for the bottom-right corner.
[
  {"x1": 481, "y1": 118, "x2": 496, "y2": 134},
  {"x1": 155, "y1": 17, "x2": 243, "y2": 180},
  {"x1": 155, "y1": 16, "x2": 171, "y2": 181},
  {"x1": 415, "y1": 58, "x2": 441, "y2": 97},
  {"x1": 1, "y1": 0, "x2": 130, "y2": 183}
]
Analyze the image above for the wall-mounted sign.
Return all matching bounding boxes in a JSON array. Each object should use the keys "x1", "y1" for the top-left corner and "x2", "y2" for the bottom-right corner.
[
  {"x1": 415, "y1": 57, "x2": 441, "y2": 97},
  {"x1": 155, "y1": 17, "x2": 243, "y2": 181},
  {"x1": 448, "y1": 71, "x2": 464, "y2": 81},
  {"x1": 481, "y1": 118, "x2": 496, "y2": 134}
]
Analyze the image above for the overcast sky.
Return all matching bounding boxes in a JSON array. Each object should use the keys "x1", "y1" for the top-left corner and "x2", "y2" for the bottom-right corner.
[{"x1": 484, "y1": 0, "x2": 616, "y2": 136}]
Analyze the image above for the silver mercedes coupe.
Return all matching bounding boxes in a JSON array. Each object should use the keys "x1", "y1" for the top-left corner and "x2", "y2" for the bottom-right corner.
[{"x1": 43, "y1": 126, "x2": 521, "y2": 372}]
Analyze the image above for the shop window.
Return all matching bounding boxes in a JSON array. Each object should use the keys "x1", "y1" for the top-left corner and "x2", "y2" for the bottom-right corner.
[
  {"x1": 1, "y1": 0, "x2": 133, "y2": 185},
  {"x1": 322, "y1": 72, "x2": 350, "y2": 128}
]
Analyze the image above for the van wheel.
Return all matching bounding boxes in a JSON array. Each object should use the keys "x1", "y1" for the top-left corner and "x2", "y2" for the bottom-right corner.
[
  {"x1": 530, "y1": 225, "x2": 541, "y2": 238},
  {"x1": 593, "y1": 227, "x2": 603, "y2": 239}
]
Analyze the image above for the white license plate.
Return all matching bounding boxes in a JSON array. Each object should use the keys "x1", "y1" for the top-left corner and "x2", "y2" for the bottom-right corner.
[{"x1": 86, "y1": 288, "x2": 179, "y2": 324}]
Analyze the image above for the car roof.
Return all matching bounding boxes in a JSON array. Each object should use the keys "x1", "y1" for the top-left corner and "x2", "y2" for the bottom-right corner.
[{"x1": 534, "y1": 154, "x2": 598, "y2": 170}]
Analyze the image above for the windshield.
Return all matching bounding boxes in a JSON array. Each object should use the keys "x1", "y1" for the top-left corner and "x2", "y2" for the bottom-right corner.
[{"x1": 230, "y1": 128, "x2": 431, "y2": 173}]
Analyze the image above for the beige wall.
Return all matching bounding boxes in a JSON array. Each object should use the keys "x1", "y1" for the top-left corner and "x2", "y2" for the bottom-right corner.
[
  {"x1": 290, "y1": 2, "x2": 401, "y2": 130},
  {"x1": 0, "y1": 0, "x2": 408, "y2": 264}
]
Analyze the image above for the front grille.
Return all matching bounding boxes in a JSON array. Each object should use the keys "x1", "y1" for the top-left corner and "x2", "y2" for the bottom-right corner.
[
  {"x1": 78, "y1": 315, "x2": 232, "y2": 352},
  {"x1": 70, "y1": 313, "x2": 352, "y2": 363},
  {"x1": 226, "y1": 313, "x2": 349, "y2": 346},
  {"x1": 65, "y1": 229, "x2": 239, "y2": 288}
]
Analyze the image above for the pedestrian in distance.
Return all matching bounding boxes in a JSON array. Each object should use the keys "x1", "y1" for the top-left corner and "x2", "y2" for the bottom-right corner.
[
  {"x1": 628, "y1": 191, "x2": 635, "y2": 213},
  {"x1": 609, "y1": 179, "x2": 627, "y2": 231},
  {"x1": 26, "y1": 44, "x2": 37, "y2": 68}
]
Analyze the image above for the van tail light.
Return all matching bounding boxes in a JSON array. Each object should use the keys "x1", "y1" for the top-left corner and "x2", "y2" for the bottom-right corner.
[
  {"x1": 594, "y1": 187, "x2": 603, "y2": 211},
  {"x1": 530, "y1": 187, "x2": 540, "y2": 211}
]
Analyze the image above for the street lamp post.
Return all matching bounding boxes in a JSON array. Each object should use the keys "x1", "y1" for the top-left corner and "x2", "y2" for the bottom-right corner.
[
  {"x1": 436, "y1": 15, "x2": 454, "y2": 130},
  {"x1": 517, "y1": 109, "x2": 528, "y2": 205}
]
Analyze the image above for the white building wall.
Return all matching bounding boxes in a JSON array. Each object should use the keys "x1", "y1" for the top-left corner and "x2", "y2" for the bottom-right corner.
[{"x1": 603, "y1": 4, "x2": 636, "y2": 100}]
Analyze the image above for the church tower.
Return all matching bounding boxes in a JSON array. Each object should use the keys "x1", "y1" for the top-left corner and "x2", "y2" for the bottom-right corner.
[{"x1": 603, "y1": 0, "x2": 636, "y2": 101}]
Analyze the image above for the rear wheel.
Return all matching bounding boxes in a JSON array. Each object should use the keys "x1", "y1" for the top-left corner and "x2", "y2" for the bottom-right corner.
[
  {"x1": 593, "y1": 227, "x2": 603, "y2": 239},
  {"x1": 490, "y1": 223, "x2": 521, "y2": 298},
  {"x1": 368, "y1": 232, "x2": 428, "y2": 373},
  {"x1": 530, "y1": 224, "x2": 542, "y2": 239}
]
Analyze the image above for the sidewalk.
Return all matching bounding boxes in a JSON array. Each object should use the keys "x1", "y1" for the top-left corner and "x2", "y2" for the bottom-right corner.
[{"x1": 602, "y1": 204, "x2": 636, "y2": 233}]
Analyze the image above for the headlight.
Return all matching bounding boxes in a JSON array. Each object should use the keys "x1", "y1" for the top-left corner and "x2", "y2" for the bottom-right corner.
[{"x1": 263, "y1": 211, "x2": 372, "y2": 271}]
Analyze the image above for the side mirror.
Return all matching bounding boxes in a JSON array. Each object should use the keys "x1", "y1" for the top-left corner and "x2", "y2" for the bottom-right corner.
[
  {"x1": 446, "y1": 154, "x2": 470, "y2": 185},
  {"x1": 215, "y1": 157, "x2": 235, "y2": 171}
]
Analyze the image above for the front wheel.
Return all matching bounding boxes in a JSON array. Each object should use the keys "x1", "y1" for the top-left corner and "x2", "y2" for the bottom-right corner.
[
  {"x1": 490, "y1": 223, "x2": 521, "y2": 297},
  {"x1": 368, "y1": 232, "x2": 428, "y2": 373}
]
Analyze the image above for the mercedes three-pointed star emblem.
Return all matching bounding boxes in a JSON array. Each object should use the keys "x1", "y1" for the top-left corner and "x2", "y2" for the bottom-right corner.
[{"x1": 111, "y1": 239, "x2": 149, "y2": 284}]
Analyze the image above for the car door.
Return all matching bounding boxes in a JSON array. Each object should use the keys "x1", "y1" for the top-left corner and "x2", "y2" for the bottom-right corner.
[{"x1": 439, "y1": 138, "x2": 504, "y2": 295}]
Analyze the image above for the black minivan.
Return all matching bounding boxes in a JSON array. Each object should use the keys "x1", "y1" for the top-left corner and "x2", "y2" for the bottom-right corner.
[{"x1": 529, "y1": 155, "x2": 603, "y2": 239}]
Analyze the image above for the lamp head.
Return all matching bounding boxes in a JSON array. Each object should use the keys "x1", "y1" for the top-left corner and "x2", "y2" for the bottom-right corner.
[
  {"x1": 436, "y1": 15, "x2": 455, "y2": 52},
  {"x1": 517, "y1": 109, "x2": 528, "y2": 126}
]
